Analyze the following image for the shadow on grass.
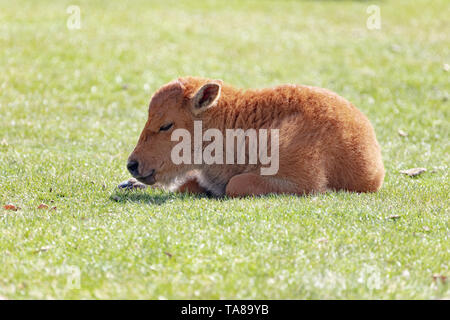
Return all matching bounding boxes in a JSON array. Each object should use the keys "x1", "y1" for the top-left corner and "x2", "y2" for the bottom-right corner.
[
  {"x1": 109, "y1": 189, "x2": 214, "y2": 206},
  {"x1": 109, "y1": 187, "x2": 334, "y2": 205}
]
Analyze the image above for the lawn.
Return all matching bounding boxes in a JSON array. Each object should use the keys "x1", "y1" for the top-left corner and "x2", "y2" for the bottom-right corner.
[{"x1": 0, "y1": 0, "x2": 448, "y2": 299}]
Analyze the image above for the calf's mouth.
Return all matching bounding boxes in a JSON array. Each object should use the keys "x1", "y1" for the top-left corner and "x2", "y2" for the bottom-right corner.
[{"x1": 136, "y1": 169, "x2": 156, "y2": 185}]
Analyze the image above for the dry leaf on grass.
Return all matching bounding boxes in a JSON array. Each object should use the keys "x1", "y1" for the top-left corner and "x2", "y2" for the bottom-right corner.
[
  {"x1": 37, "y1": 204, "x2": 49, "y2": 209},
  {"x1": 164, "y1": 251, "x2": 173, "y2": 258},
  {"x1": 400, "y1": 168, "x2": 426, "y2": 177},
  {"x1": 18, "y1": 283, "x2": 26, "y2": 290},
  {"x1": 432, "y1": 274, "x2": 447, "y2": 284},
  {"x1": 3, "y1": 204, "x2": 19, "y2": 211},
  {"x1": 34, "y1": 246, "x2": 52, "y2": 253},
  {"x1": 397, "y1": 129, "x2": 408, "y2": 137},
  {"x1": 388, "y1": 215, "x2": 401, "y2": 220}
]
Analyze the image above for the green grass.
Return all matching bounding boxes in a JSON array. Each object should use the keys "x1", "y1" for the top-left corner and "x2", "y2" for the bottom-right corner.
[{"x1": 0, "y1": 0, "x2": 449, "y2": 299}]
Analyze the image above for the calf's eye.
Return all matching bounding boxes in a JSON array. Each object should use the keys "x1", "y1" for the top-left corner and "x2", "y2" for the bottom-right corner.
[{"x1": 159, "y1": 123, "x2": 174, "y2": 132}]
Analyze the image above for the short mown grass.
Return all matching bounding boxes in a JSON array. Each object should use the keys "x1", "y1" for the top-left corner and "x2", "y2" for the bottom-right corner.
[{"x1": 0, "y1": 0, "x2": 448, "y2": 299}]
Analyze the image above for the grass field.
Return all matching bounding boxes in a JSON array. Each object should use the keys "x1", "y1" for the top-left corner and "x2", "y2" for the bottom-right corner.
[{"x1": 0, "y1": 0, "x2": 449, "y2": 299}]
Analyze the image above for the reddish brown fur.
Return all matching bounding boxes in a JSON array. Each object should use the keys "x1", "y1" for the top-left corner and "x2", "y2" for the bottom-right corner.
[{"x1": 128, "y1": 77, "x2": 384, "y2": 197}]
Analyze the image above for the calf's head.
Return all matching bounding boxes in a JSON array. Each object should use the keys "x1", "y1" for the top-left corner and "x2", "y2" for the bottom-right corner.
[{"x1": 127, "y1": 78, "x2": 222, "y2": 185}]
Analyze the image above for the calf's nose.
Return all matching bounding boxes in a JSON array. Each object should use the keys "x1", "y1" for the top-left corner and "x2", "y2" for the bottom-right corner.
[{"x1": 127, "y1": 160, "x2": 139, "y2": 177}]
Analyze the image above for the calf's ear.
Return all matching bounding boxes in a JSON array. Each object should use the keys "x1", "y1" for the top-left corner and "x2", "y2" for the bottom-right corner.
[{"x1": 191, "y1": 81, "x2": 222, "y2": 115}]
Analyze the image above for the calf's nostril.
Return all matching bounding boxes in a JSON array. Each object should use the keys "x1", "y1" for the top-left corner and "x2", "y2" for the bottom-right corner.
[{"x1": 127, "y1": 160, "x2": 139, "y2": 176}]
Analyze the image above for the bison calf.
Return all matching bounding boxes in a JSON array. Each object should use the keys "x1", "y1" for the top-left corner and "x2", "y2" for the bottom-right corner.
[{"x1": 127, "y1": 77, "x2": 384, "y2": 197}]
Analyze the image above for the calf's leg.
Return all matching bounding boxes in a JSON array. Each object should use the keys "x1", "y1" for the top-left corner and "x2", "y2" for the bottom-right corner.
[
  {"x1": 225, "y1": 173, "x2": 300, "y2": 197},
  {"x1": 176, "y1": 178, "x2": 208, "y2": 195}
]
